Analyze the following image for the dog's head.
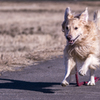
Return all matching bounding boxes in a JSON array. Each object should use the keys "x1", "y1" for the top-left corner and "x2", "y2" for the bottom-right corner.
[{"x1": 62, "y1": 7, "x2": 89, "y2": 45}]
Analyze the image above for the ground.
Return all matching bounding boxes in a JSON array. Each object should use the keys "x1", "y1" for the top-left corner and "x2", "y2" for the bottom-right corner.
[
  {"x1": 0, "y1": 1, "x2": 100, "y2": 72},
  {"x1": 0, "y1": 57, "x2": 100, "y2": 100}
]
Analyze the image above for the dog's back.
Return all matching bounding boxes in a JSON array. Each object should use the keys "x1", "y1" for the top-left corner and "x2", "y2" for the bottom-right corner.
[
  {"x1": 94, "y1": 10, "x2": 100, "y2": 30},
  {"x1": 94, "y1": 10, "x2": 100, "y2": 57},
  {"x1": 94, "y1": 10, "x2": 100, "y2": 33}
]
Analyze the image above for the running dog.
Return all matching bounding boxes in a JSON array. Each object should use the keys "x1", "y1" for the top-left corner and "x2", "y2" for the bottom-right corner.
[{"x1": 61, "y1": 7, "x2": 100, "y2": 86}]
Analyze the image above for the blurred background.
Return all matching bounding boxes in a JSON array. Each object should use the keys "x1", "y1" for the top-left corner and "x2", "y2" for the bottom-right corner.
[{"x1": 0, "y1": 0, "x2": 99, "y2": 72}]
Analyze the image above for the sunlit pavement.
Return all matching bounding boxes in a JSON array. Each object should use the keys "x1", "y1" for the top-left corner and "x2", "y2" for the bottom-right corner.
[{"x1": 0, "y1": 57, "x2": 100, "y2": 100}]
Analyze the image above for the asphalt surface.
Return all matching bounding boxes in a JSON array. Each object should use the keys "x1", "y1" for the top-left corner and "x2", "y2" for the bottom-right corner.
[{"x1": 0, "y1": 57, "x2": 100, "y2": 100}]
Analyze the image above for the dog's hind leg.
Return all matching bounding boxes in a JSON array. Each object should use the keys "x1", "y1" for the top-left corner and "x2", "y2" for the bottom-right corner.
[
  {"x1": 87, "y1": 67, "x2": 95, "y2": 86},
  {"x1": 61, "y1": 58, "x2": 75, "y2": 87}
]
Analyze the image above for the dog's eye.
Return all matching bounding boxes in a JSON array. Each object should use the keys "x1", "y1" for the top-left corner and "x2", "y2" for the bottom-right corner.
[
  {"x1": 66, "y1": 26, "x2": 69, "y2": 30},
  {"x1": 75, "y1": 27, "x2": 78, "y2": 30}
]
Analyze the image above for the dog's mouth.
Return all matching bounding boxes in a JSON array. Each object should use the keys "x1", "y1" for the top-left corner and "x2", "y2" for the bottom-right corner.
[{"x1": 67, "y1": 34, "x2": 81, "y2": 45}]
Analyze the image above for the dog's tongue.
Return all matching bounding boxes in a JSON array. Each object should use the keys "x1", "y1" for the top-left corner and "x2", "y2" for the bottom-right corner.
[{"x1": 68, "y1": 40, "x2": 74, "y2": 44}]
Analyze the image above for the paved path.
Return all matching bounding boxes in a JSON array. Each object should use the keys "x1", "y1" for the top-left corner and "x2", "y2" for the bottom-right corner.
[{"x1": 0, "y1": 57, "x2": 100, "y2": 100}]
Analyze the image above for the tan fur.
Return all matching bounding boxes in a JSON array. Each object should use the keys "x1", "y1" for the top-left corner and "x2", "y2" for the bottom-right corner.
[
  {"x1": 61, "y1": 7, "x2": 100, "y2": 86},
  {"x1": 66, "y1": 21, "x2": 99, "y2": 59}
]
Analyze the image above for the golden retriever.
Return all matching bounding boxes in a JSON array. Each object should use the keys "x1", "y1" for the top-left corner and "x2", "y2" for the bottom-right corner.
[{"x1": 61, "y1": 7, "x2": 100, "y2": 86}]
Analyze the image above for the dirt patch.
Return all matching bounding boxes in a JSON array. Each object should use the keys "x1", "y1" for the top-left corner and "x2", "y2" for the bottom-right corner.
[{"x1": 0, "y1": 1, "x2": 99, "y2": 72}]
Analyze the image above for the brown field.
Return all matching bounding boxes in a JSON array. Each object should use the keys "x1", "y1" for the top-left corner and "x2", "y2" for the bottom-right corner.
[{"x1": 0, "y1": 1, "x2": 100, "y2": 72}]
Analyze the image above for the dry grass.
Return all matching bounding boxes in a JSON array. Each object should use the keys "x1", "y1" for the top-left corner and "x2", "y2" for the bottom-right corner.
[{"x1": 0, "y1": 1, "x2": 100, "y2": 72}]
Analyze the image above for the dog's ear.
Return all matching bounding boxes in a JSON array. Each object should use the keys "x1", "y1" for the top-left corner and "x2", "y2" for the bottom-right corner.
[
  {"x1": 79, "y1": 8, "x2": 89, "y2": 22},
  {"x1": 64, "y1": 7, "x2": 73, "y2": 21},
  {"x1": 62, "y1": 7, "x2": 73, "y2": 32}
]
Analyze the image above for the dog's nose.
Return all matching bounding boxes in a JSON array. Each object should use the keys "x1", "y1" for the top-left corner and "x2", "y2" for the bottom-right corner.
[{"x1": 66, "y1": 35, "x2": 72, "y2": 40}]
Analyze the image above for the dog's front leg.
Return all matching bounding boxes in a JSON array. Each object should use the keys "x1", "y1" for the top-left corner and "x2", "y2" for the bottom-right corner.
[
  {"x1": 61, "y1": 58, "x2": 75, "y2": 87},
  {"x1": 79, "y1": 54, "x2": 93, "y2": 76}
]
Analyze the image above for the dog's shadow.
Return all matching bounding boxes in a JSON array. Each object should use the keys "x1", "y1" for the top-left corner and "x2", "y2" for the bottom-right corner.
[{"x1": 0, "y1": 78, "x2": 60, "y2": 93}]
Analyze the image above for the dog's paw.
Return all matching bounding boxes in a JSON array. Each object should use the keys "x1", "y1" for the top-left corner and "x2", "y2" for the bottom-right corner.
[
  {"x1": 79, "y1": 69, "x2": 86, "y2": 76},
  {"x1": 61, "y1": 80, "x2": 69, "y2": 87},
  {"x1": 87, "y1": 81, "x2": 95, "y2": 86}
]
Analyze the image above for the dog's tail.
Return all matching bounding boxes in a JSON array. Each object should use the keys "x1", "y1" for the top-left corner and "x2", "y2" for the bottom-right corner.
[{"x1": 94, "y1": 10, "x2": 100, "y2": 30}]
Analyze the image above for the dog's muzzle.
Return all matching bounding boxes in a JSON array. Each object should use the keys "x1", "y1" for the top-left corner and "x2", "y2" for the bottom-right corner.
[{"x1": 66, "y1": 34, "x2": 81, "y2": 45}]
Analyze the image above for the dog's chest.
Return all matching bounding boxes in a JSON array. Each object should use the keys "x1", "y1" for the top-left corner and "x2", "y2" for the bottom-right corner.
[{"x1": 66, "y1": 45, "x2": 90, "y2": 60}]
